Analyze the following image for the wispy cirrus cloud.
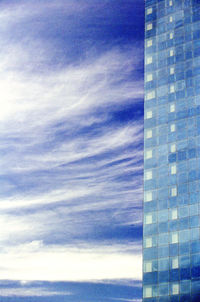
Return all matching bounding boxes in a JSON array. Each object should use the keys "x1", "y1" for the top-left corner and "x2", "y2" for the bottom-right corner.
[{"x1": 0, "y1": 0, "x2": 144, "y2": 300}]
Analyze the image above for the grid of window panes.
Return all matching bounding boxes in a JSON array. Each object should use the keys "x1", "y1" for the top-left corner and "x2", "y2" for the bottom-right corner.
[{"x1": 143, "y1": 0, "x2": 200, "y2": 301}]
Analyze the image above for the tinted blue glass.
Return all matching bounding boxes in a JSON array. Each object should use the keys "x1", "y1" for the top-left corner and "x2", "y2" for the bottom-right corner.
[{"x1": 144, "y1": 1, "x2": 200, "y2": 300}]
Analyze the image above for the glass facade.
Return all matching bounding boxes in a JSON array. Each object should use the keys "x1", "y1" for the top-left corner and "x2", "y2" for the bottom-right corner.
[{"x1": 143, "y1": 0, "x2": 200, "y2": 301}]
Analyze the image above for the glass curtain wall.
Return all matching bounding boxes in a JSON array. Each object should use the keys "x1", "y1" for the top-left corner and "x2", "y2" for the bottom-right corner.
[{"x1": 143, "y1": 0, "x2": 200, "y2": 301}]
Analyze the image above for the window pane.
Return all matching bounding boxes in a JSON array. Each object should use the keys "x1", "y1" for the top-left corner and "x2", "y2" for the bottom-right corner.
[
  {"x1": 172, "y1": 257, "x2": 179, "y2": 269},
  {"x1": 146, "y1": 74, "x2": 153, "y2": 82},
  {"x1": 170, "y1": 144, "x2": 176, "y2": 152},
  {"x1": 170, "y1": 104, "x2": 175, "y2": 112},
  {"x1": 172, "y1": 283, "x2": 179, "y2": 295},
  {"x1": 145, "y1": 191, "x2": 153, "y2": 202},
  {"x1": 171, "y1": 232, "x2": 178, "y2": 244},
  {"x1": 146, "y1": 110, "x2": 152, "y2": 119},
  {"x1": 171, "y1": 208, "x2": 178, "y2": 220},
  {"x1": 146, "y1": 56, "x2": 153, "y2": 65},
  {"x1": 145, "y1": 150, "x2": 152, "y2": 159},
  {"x1": 145, "y1": 214, "x2": 152, "y2": 224},
  {"x1": 147, "y1": 23, "x2": 153, "y2": 31},
  {"x1": 146, "y1": 90, "x2": 155, "y2": 100},
  {"x1": 144, "y1": 261, "x2": 152, "y2": 272},
  {"x1": 145, "y1": 237, "x2": 153, "y2": 248},
  {"x1": 170, "y1": 67, "x2": 174, "y2": 75},
  {"x1": 171, "y1": 187, "x2": 177, "y2": 196},
  {"x1": 171, "y1": 165, "x2": 176, "y2": 174},
  {"x1": 170, "y1": 84, "x2": 175, "y2": 93},
  {"x1": 145, "y1": 170, "x2": 152, "y2": 180},
  {"x1": 144, "y1": 286, "x2": 152, "y2": 298},
  {"x1": 147, "y1": 39, "x2": 152, "y2": 47},
  {"x1": 146, "y1": 129, "x2": 152, "y2": 139},
  {"x1": 147, "y1": 7, "x2": 152, "y2": 15}
]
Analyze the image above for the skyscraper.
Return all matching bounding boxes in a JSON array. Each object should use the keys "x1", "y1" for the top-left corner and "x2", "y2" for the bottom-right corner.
[{"x1": 143, "y1": 0, "x2": 200, "y2": 301}]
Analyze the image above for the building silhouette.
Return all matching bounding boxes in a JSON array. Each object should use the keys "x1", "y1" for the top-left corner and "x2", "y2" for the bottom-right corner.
[{"x1": 143, "y1": 0, "x2": 200, "y2": 301}]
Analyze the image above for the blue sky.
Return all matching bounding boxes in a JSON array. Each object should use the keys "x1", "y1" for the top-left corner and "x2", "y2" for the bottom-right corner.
[{"x1": 0, "y1": 1, "x2": 144, "y2": 301}]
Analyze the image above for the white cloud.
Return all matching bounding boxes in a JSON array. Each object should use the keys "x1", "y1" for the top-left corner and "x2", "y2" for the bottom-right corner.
[
  {"x1": 0, "y1": 45, "x2": 143, "y2": 180},
  {"x1": 0, "y1": 48, "x2": 143, "y2": 127},
  {"x1": 0, "y1": 187, "x2": 94, "y2": 210},
  {"x1": 0, "y1": 0, "x2": 143, "y2": 284},
  {"x1": 0, "y1": 242, "x2": 142, "y2": 282},
  {"x1": 5, "y1": 124, "x2": 143, "y2": 174},
  {"x1": 0, "y1": 0, "x2": 99, "y2": 27}
]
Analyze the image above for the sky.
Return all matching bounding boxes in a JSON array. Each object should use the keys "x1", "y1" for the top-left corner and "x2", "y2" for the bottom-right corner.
[{"x1": 0, "y1": 1, "x2": 144, "y2": 301}]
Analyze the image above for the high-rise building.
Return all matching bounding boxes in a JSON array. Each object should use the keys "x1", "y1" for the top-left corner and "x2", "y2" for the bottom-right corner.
[{"x1": 143, "y1": 0, "x2": 200, "y2": 301}]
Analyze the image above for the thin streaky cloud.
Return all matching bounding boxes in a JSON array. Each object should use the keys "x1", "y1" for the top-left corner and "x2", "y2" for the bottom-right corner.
[
  {"x1": 0, "y1": 287, "x2": 72, "y2": 297},
  {"x1": 0, "y1": 0, "x2": 144, "y2": 300}
]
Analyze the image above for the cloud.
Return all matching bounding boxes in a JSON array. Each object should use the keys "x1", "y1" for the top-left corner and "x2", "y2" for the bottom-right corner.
[
  {"x1": 0, "y1": 287, "x2": 72, "y2": 297},
  {"x1": 0, "y1": 0, "x2": 144, "y2": 286},
  {"x1": 0, "y1": 44, "x2": 143, "y2": 247},
  {"x1": 0, "y1": 48, "x2": 143, "y2": 125},
  {"x1": 0, "y1": 242, "x2": 142, "y2": 282}
]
